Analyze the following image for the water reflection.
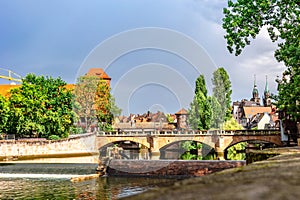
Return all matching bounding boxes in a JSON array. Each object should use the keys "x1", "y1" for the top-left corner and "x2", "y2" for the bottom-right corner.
[
  {"x1": 0, "y1": 176, "x2": 177, "y2": 199},
  {"x1": 0, "y1": 156, "x2": 178, "y2": 199}
]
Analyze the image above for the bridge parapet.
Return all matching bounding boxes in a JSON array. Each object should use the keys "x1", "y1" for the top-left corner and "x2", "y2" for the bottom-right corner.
[
  {"x1": 98, "y1": 129, "x2": 280, "y2": 137},
  {"x1": 98, "y1": 130, "x2": 236, "y2": 137},
  {"x1": 232, "y1": 129, "x2": 280, "y2": 135},
  {"x1": 98, "y1": 130, "x2": 211, "y2": 136}
]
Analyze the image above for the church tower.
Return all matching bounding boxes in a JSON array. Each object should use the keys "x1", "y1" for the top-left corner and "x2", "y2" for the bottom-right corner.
[
  {"x1": 263, "y1": 75, "x2": 272, "y2": 106},
  {"x1": 250, "y1": 75, "x2": 260, "y2": 105}
]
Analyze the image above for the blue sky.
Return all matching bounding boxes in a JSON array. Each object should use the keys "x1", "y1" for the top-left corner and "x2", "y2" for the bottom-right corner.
[{"x1": 0, "y1": 0, "x2": 285, "y2": 115}]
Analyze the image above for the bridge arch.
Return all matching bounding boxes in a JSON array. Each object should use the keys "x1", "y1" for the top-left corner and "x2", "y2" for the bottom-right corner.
[
  {"x1": 96, "y1": 136, "x2": 150, "y2": 150},
  {"x1": 159, "y1": 139, "x2": 216, "y2": 159},
  {"x1": 227, "y1": 135, "x2": 283, "y2": 149},
  {"x1": 159, "y1": 139, "x2": 214, "y2": 151},
  {"x1": 224, "y1": 138, "x2": 280, "y2": 153}
]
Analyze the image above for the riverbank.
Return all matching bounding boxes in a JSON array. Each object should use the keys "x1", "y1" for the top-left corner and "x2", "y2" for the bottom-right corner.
[{"x1": 123, "y1": 147, "x2": 300, "y2": 200}]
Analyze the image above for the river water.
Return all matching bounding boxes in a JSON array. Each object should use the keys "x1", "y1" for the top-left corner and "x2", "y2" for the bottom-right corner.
[
  {"x1": 0, "y1": 146, "x2": 248, "y2": 199},
  {"x1": 0, "y1": 176, "x2": 177, "y2": 199},
  {"x1": 0, "y1": 156, "x2": 179, "y2": 200}
]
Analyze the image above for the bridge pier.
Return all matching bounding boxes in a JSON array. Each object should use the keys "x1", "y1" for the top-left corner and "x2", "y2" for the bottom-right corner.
[
  {"x1": 215, "y1": 147, "x2": 225, "y2": 160},
  {"x1": 150, "y1": 150, "x2": 160, "y2": 160},
  {"x1": 149, "y1": 136, "x2": 161, "y2": 160}
]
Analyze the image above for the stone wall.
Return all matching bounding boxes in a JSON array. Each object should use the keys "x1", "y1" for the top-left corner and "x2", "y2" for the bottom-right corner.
[
  {"x1": 107, "y1": 160, "x2": 246, "y2": 178},
  {"x1": 0, "y1": 133, "x2": 97, "y2": 160}
]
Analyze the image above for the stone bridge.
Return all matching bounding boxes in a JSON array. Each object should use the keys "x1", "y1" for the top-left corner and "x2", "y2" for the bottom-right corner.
[{"x1": 96, "y1": 130, "x2": 283, "y2": 157}]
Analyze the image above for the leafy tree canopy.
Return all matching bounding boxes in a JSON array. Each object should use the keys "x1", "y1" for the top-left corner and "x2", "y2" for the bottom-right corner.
[
  {"x1": 222, "y1": 117, "x2": 243, "y2": 130},
  {"x1": 0, "y1": 95, "x2": 9, "y2": 135},
  {"x1": 7, "y1": 74, "x2": 75, "y2": 139},
  {"x1": 211, "y1": 67, "x2": 232, "y2": 128},
  {"x1": 223, "y1": 0, "x2": 300, "y2": 122},
  {"x1": 188, "y1": 74, "x2": 212, "y2": 130},
  {"x1": 73, "y1": 75, "x2": 99, "y2": 132},
  {"x1": 74, "y1": 76, "x2": 121, "y2": 132},
  {"x1": 95, "y1": 80, "x2": 121, "y2": 131}
]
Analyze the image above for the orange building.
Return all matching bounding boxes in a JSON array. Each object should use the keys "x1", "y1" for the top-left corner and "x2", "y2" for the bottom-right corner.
[
  {"x1": 0, "y1": 84, "x2": 20, "y2": 97},
  {"x1": 0, "y1": 68, "x2": 111, "y2": 97}
]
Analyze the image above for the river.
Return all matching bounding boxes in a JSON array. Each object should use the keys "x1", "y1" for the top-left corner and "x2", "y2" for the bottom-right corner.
[
  {"x1": 0, "y1": 156, "x2": 179, "y2": 200},
  {"x1": 0, "y1": 176, "x2": 177, "y2": 199},
  {"x1": 0, "y1": 145, "x2": 249, "y2": 199}
]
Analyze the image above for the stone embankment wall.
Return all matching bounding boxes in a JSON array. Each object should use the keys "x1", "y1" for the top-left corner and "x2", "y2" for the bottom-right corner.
[
  {"x1": 107, "y1": 160, "x2": 246, "y2": 178},
  {"x1": 0, "y1": 133, "x2": 97, "y2": 160}
]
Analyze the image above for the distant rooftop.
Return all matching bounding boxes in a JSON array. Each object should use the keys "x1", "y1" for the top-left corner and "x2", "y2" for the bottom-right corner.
[
  {"x1": 175, "y1": 108, "x2": 188, "y2": 115},
  {"x1": 86, "y1": 68, "x2": 111, "y2": 80},
  {"x1": 243, "y1": 106, "x2": 272, "y2": 118}
]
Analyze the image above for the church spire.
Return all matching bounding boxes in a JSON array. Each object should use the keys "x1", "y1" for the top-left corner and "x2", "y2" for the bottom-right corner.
[
  {"x1": 263, "y1": 75, "x2": 271, "y2": 106},
  {"x1": 264, "y1": 75, "x2": 269, "y2": 94},
  {"x1": 252, "y1": 74, "x2": 258, "y2": 97},
  {"x1": 251, "y1": 74, "x2": 260, "y2": 105}
]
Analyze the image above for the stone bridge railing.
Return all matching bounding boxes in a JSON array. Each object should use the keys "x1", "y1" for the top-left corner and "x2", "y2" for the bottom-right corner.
[{"x1": 98, "y1": 129, "x2": 280, "y2": 136}]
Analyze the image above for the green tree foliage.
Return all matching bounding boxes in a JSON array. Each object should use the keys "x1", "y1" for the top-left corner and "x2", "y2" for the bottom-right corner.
[
  {"x1": 209, "y1": 96, "x2": 222, "y2": 129},
  {"x1": 180, "y1": 141, "x2": 203, "y2": 160},
  {"x1": 74, "y1": 76, "x2": 121, "y2": 132},
  {"x1": 180, "y1": 141, "x2": 215, "y2": 160},
  {"x1": 73, "y1": 75, "x2": 99, "y2": 132},
  {"x1": 223, "y1": 0, "x2": 300, "y2": 122},
  {"x1": 222, "y1": 117, "x2": 243, "y2": 130},
  {"x1": 7, "y1": 74, "x2": 75, "y2": 139},
  {"x1": 95, "y1": 80, "x2": 121, "y2": 131},
  {"x1": 166, "y1": 113, "x2": 175, "y2": 123},
  {"x1": 222, "y1": 117, "x2": 245, "y2": 160},
  {"x1": 226, "y1": 142, "x2": 247, "y2": 160},
  {"x1": 188, "y1": 74, "x2": 212, "y2": 130},
  {"x1": 211, "y1": 67, "x2": 232, "y2": 128},
  {"x1": 110, "y1": 96, "x2": 122, "y2": 119},
  {"x1": 0, "y1": 95, "x2": 9, "y2": 135}
]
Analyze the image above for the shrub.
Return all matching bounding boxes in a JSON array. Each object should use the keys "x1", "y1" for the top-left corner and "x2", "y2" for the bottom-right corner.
[{"x1": 48, "y1": 135, "x2": 60, "y2": 140}]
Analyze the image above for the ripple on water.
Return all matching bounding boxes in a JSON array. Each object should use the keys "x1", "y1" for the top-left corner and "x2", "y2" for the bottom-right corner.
[{"x1": 0, "y1": 177, "x2": 178, "y2": 199}]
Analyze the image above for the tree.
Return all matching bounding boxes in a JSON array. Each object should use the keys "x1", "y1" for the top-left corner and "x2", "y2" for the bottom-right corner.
[
  {"x1": 223, "y1": 1, "x2": 300, "y2": 123},
  {"x1": 110, "y1": 96, "x2": 122, "y2": 118},
  {"x1": 209, "y1": 96, "x2": 222, "y2": 129},
  {"x1": 7, "y1": 74, "x2": 75, "y2": 139},
  {"x1": 188, "y1": 74, "x2": 212, "y2": 130},
  {"x1": 180, "y1": 141, "x2": 202, "y2": 160},
  {"x1": 95, "y1": 80, "x2": 121, "y2": 131},
  {"x1": 211, "y1": 67, "x2": 232, "y2": 128},
  {"x1": 222, "y1": 117, "x2": 243, "y2": 130},
  {"x1": 74, "y1": 75, "x2": 121, "y2": 132},
  {"x1": 0, "y1": 95, "x2": 9, "y2": 135},
  {"x1": 73, "y1": 75, "x2": 99, "y2": 132},
  {"x1": 222, "y1": 117, "x2": 246, "y2": 160}
]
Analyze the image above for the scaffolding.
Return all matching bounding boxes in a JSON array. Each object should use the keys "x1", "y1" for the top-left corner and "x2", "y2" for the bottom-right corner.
[{"x1": 0, "y1": 68, "x2": 22, "y2": 83}]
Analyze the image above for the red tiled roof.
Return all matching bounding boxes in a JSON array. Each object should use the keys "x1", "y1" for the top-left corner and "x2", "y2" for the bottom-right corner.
[
  {"x1": 86, "y1": 68, "x2": 111, "y2": 80},
  {"x1": 175, "y1": 108, "x2": 188, "y2": 115},
  {"x1": 243, "y1": 106, "x2": 272, "y2": 118}
]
